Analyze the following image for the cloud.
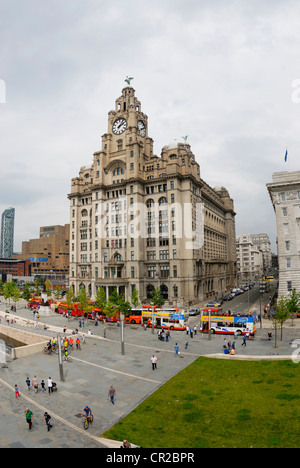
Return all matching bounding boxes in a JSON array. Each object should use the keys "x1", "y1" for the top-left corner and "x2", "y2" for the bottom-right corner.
[{"x1": 1, "y1": 0, "x2": 300, "y2": 253}]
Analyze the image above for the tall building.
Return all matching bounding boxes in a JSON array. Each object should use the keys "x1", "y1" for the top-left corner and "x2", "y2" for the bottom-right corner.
[
  {"x1": 68, "y1": 84, "x2": 237, "y2": 305},
  {"x1": 236, "y1": 233, "x2": 264, "y2": 282},
  {"x1": 0, "y1": 207, "x2": 15, "y2": 258},
  {"x1": 250, "y1": 233, "x2": 272, "y2": 274},
  {"x1": 267, "y1": 171, "x2": 300, "y2": 297},
  {"x1": 14, "y1": 224, "x2": 70, "y2": 278}
]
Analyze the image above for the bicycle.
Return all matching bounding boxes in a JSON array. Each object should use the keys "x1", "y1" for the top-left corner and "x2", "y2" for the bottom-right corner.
[{"x1": 83, "y1": 413, "x2": 94, "y2": 430}]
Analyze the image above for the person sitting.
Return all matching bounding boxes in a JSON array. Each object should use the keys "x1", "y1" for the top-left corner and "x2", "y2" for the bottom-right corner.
[
  {"x1": 224, "y1": 347, "x2": 230, "y2": 354},
  {"x1": 121, "y1": 440, "x2": 132, "y2": 448}
]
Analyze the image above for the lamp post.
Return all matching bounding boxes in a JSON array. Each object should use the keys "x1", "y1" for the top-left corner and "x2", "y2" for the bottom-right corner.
[
  {"x1": 57, "y1": 334, "x2": 65, "y2": 382},
  {"x1": 120, "y1": 313, "x2": 125, "y2": 355},
  {"x1": 208, "y1": 309, "x2": 211, "y2": 341}
]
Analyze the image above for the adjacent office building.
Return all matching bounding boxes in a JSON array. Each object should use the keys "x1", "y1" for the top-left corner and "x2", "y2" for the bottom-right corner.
[
  {"x1": 267, "y1": 171, "x2": 300, "y2": 297},
  {"x1": 0, "y1": 207, "x2": 15, "y2": 258},
  {"x1": 68, "y1": 85, "x2": 237, "y2": 305}
]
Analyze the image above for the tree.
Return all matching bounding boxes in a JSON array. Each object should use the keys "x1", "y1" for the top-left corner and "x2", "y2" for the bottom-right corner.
[
  {"x1": 45, "y1": 279, "x2": 51, "y2": 298},
  {"x1": 66, "y1": 288, "x2": 75, "y2": 313},
  {"x1": 3, "y1": 281, "x2": 16, "y2": 307},
  {"x1": 77, "y1": 286, "x2": 92, "y2": 318},
  {"x1": 151, "y1": 287, "x2": 165, "y2": 308},
  {"x1": 285, "y1": 288, "x2": 300, "y2": 327},
  {"x1": 131, "y1": 287, "x2": 140, "y2": 308},
  {"x1": 274, "y1": 296, "x2": 290, "y2": 342},
  {"x1": 96, "y1": 286, "x2": 106, "y2": 311},
  {"x1": 12, "y1": 284, "x2": 21, "y2": 309},
  {"x1": 22, "y1": 283, "x2": 32, "y2": 302}
]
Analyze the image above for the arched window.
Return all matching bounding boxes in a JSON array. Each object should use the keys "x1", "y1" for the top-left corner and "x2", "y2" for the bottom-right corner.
[
  {"x1": 147, "y1": 284, "x2": 155, "y2": 299},
  {"x1": 146, "y1": 199, "x2": 155, "y2": 209},
  {"x1": 81, "y1": 209, "x2": 88, "y2": 217},
  {"x1": 159, "y1": 197, "x2": 167, "y2": 206},
  {"x1": 114, "y1": 253, "x2": 123, "y2": 262}
]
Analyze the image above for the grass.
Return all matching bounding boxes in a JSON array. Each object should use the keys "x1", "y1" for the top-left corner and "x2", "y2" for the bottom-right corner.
[{"x1": 102, "y1": 357, "x2": 300, "y2": 448}]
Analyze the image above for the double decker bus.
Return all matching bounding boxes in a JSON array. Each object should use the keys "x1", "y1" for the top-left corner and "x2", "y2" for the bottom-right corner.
[
  {"x1": 142, "y1": 307, "x2": 189, "y2": 331},
  {"x1": 200, "y1": 309, "x2": 258, "y2": 336}
]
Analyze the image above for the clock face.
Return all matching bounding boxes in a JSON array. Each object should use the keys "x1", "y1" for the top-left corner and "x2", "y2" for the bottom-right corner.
[
  {"x1": 137, "y1": 120, "x2": 146, "y2": 137},
  {"x1": 112, "y1": 118, "x2": 127, "y2": 135}
]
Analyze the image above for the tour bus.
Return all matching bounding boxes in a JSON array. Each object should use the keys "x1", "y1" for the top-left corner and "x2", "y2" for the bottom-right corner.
[
  {"x1": 200, "y1": 309, "x2": 258, "y2": 336},
  {"x1": 142, "y1": 307, "x2": 189, "y2": 331}
]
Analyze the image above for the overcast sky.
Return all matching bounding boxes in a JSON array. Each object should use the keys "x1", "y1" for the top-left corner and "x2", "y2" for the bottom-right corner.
[{"x1": 1, "y1": 0, "x2": 300, "y2": 253}]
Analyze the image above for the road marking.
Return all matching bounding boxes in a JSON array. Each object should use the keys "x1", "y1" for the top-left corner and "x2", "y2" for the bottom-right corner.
[
  {"x1": 72, "y1": 356, "x2": 161, "y2": 384},
  {"x1": 0, "y1": 376, "x2": 121, "y2": 448}
]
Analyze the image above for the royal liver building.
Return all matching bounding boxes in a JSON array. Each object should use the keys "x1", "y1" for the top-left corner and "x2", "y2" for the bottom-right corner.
[{"x1": 68, "y1": 83, "x2": 237, "y2": 306}]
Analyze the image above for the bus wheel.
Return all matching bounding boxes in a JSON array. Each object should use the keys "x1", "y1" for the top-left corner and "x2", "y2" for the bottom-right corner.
[
  {"x1": 236, "y1": 330, "x2": 242, "y2": 336},
  {"x1": 210, "y1": 329, "x2": 215, "y2": 334},
  {"x1": 131, "y1": 320, "x2": 136, "y2": 324},
  {"x1": 170, "y1": 326, "x2": 174, "y2": 330}
]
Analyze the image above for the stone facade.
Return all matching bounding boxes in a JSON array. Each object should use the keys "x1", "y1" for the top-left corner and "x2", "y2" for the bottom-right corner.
[
  {"x1": 68, "y1": 85, "x2": 237, "y2": 305},
  {"x1": 236, "y1": 233, "x2": 264, "y2": 282},
  {"x1": 267, "y1": 171, "x2": 300, "y2": 297}
]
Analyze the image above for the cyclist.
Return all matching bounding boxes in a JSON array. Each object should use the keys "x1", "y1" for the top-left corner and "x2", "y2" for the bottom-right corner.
[{"x1": 81, "y1": 406, "x2": 92, "y2": 421}]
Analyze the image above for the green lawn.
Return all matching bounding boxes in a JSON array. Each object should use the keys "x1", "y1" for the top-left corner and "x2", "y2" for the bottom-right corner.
[{"x1": 102, "y1": 357, "x2": 300, "y2": 448}]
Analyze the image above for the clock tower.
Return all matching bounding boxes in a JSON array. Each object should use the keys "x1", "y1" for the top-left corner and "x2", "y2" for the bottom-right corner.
[{"x1": 69, "y1": 82, "x2": 237, "y2": 305}]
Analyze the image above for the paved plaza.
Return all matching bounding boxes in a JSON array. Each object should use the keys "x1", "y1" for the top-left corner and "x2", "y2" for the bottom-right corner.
[{"x1": 0, "y1": 298, "x2": 299, "y2": 448}]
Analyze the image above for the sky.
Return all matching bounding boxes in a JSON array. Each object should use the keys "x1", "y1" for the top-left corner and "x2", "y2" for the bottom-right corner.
[{"x1": 1, "y1": 0, "x2": 300, "y2": 253}]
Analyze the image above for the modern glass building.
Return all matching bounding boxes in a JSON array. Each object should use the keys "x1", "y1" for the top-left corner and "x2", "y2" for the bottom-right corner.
[{"x1": 0, "y1": 207, "x2": 15, "y2": 258}]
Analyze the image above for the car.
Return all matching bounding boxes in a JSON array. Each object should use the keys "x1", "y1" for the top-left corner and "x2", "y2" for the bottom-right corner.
[
  {"x1": 222, "y1": 295, "x2": 233, "y2": 301},
  {"x1": 206, "y1": 301, "x2": 222, "y2": 308},
  {"x1": 296, "y1": 312, "x2": 300, "y2": 318},
  {"x1": 189, "y1": 308, "x2": 200, "y2": 316}
]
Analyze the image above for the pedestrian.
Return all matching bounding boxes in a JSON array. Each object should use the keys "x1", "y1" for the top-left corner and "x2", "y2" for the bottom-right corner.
[
  {"x1": 103, "y1": 327, "x2": 106, "y2": 338},
  {"x1": 41, "y1": 380, "x2": 46, "y2": 393},
  {"x1": 186, "y1": 326, "x2": 189, "y2": 335},
  {"x1": 24, "y1": 408, "x2": 33, "y2": 430},
  {"x1": 44, "y1": 412, "x2": 52, "y2": 432},
  {"x1": 174, "y1": 343, "x2": 179, "y2": 356},
  {"x1": 190, "y1": 328, "x2": 193, "y2": 339},
  {"x1": 108, "y1": 385, "x2": 116, "y2": 404},
  {"x1": 242, "y1": 335, "x2": 247, "y2": 347},
  {"x1": 194, "y1": 325, "x2": 197, "y2": 336},
  {"x1": 185, "y1": 339, "x2": 188, "y2": 349},
  {"x1": 48, "y1": 377, "x2": 53, "y2": 395},
  {"x1": 25, "y1": 377, "x2": 31, "y2": 391},
  {"x1": 33, "y1": 376, "x2": 38, "y2": 394},
  {"x1": 150, "y1": 354, "x2": 158, "y2": 370},
  {"x1": 14, "y1": 384, "x2": 20, "y2": 398},
  {"x1": 165, "y1": 330, "x2": 170, "y2": 342}
]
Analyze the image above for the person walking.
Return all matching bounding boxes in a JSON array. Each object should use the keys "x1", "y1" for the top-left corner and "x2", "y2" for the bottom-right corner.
[
  {"x1": 33, "y1": 376, "x2": 39, "y2": 394},
  {"x1": 25, "y1": 377, "x2": 31, "y2": 391},
  {"x1": 242, "y1": 335, "x2": 247, "y2": 347},
  {"x1": 185, "y1": 339, "x2": 189, "y2": 349},
  {"x1": 44, "y1": 412, "x2": 52, "y2": 432},
  {"x1": 150, "y1": 355, "x2": 158, "y2": 370},
  {"x1": 24, "y1": 408, "x2": 33, "y2": 431},
  {"x1": 108, "y1": 385, "x2": 116, "y2": 404},
  {"x1": 174, "y1": 343, "x2": 179, "y2": 356},
  {"x1": 47, "y1": 377, "x2": 53, "y2": 395},
  {"x1": 14, "y1": 384, "x2": 20, "y2": 398}
]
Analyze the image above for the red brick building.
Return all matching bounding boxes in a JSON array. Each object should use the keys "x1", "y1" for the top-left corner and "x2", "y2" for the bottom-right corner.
[{"x1": 0, "y1": 258, "x2": 31, "y2": 278}]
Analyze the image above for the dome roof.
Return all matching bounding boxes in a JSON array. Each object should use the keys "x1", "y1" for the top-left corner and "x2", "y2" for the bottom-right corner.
[
  {"x1": 166, "y1": 139, "x2": 179, "y2": 150},
  {"x1": 213, "y1": 185, "x2": 226, "y2": 192}
]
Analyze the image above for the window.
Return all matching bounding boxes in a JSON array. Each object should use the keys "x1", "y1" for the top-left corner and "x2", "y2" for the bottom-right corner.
[
  {"x1": 285, "y1": 241, "x2": 290, "y2": 251},
  {"x1": 287, "y1": 281, "x2": 292, "y2": 292},
  {"x1": 287, "y1": 258, "x2": 291, "y2": 268},
  {"x1": 148, "y1": 265, "x2": 156, "y2": 278},
  {"x1": 283, "y1": 208, "x2": 288, "y2": 217},
  {"x1": 280, "y1": 192, "x2": 286, "y2": 202}
]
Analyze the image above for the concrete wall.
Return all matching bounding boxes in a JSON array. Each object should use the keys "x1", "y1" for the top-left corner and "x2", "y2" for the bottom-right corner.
[{"x1": 0, "y1": 323, "x2": 51, "y2": 359}]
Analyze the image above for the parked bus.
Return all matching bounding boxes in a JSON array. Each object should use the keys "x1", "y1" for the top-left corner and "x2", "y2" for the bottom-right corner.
[
  {"x1": 125, "y1": 309, "x2": 143, "y2": 324},
  {"x1": 142, "y1": 307, "x2": 189, "y2": 331},
  {"x1": 200, "y1": 310, "x2": 258, "y2": 336}
]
